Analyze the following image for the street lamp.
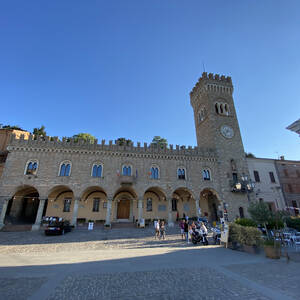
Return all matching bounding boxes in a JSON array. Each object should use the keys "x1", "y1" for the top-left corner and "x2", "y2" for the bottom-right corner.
[{"x1": 232, "y1": 174, "x2": 255, "y2": 202}]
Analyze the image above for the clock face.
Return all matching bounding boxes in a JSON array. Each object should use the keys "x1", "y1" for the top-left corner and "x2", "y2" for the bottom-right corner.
[{"x1": 220, "y1": 125, "x2": 234, "y2": 139}]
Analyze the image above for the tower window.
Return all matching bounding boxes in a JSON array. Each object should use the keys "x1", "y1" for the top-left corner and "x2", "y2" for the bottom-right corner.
[
  {"x1": 202, "y1": 169, "x2": 211, "y2": 181},
  {"x1": 178, "y1": 168, "x2": 186, "y2": 180},
  {"x1": 215, "y1": 101, "x2": 230, "y2": 116},
  {"x1": 215, "y1": 103, "x2": 219, "y2": 114}
]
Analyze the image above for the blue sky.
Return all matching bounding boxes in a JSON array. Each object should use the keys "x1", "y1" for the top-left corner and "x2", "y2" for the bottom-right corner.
[{"x1": 0, "y1": 0, "x2": 299, "y2": 160}]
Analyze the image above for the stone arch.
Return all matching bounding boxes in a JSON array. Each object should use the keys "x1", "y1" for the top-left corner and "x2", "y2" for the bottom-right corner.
[
  {"x1": 172, "y1": 187, "x2": 195, "y2": 220},
  {"x1": 143, "y1": 186, "x2": 167, "y2": 221},
  {"x1": 199, "y1": 188, "x2": 221, "y2": 222},
  {"x1": 78, "y1": 186, "x2": 107, "y2": 222},
  {"x1": 113, "y1": 187, "x2": 138, "y2": 221},
  {"x1": 46, "y1": 185, "x2": 74, "y2": 222},
  {"x1": 5, "y1": 185, "x2": 40, "y2": 225}
]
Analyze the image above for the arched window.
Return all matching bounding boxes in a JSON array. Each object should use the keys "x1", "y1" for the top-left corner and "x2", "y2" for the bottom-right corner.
[
  {"x1": 202, "y1": 169, "x2": 211, "y2": 181},
  {"x1": 25, "y1": 160, "x2": 38, "y2": 175},
  {"x1": 239, "y1": 207, "x2": 244, "y2": 218},
  {"x1": 122, "y1": 165, "x2": 132, "y2": 176},
  {"x1": 150, "y1": 166, "x2": 159, "y2": 179},
  {"x1": 92, "y1": 164, "x2": 103, "y2": 177},
  {"x1": 220, "y1": 104, "x2": 224, "y2": 114},
  {"x1": 215, "y1": 103, "x2": 219, "y2": 114},
  {"x1": 177, "y1": 168, "x2": 186, "y2": 180},
  {"x1": 59, "y1": 161, "x2": 71, "y2": 176}
]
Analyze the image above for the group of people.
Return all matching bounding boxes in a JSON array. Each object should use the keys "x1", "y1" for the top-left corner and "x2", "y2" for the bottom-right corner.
[
  {"x1": 179, "y1": 219, "x2": 208, "y2": 244},
  {"x1": 153, "y1": 218, "x2": 208, "y2": 244},
  {"x1": 154, "y1": 219, "x2": 166, "y2": 240}
]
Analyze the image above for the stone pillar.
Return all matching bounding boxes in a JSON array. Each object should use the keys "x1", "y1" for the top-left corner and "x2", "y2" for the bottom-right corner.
[
  {"x1": 105, "y1": 198, "x2": 112, "y2": 227},
  {"x1": 195, "y1": 198, "x2": 201, "y2": 218},
  {"x1": 138, "y1": 199, "x2": 143, "y2": 222},
  {"x1": 71, "y1": 197, "x2": 80, "y2": 227},
  {"x1": 168, "y1": 198, "x2": 174, "y2": 227},
  {"x1": 0, "y1": 197, "x2": 9, "y2": 230},
  {"x1": 32, "y1": 198, "x2": 47, "y2": 231}
]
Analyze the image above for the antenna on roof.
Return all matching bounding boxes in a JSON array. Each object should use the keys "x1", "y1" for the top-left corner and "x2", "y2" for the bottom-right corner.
[{"x1": 202, "y1": 61, "x2": 206, "y2": 73}]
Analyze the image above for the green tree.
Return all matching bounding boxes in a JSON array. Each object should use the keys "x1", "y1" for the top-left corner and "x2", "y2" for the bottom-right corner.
[
  {"x1": 72, "y1": 133, "x2": 96, "y2": 143},
  {"x1": 2, "y1": 125, "x2": 24, "y2": 131},
  {"x1": 245, "y1": 152, "x2": 256, "y2": 158},
  {"x1": 33, "y1": 125, "x2": 47, "y2": 137},
  {"x1": 116, "y1": 137, "x2": 132, "y2": 146},
  {"x1": 248, "y1": 202, "x2": 271, "y2": 233},
  {"x1": 151, "y1": 136, "x2": 168, "y2": 148}
]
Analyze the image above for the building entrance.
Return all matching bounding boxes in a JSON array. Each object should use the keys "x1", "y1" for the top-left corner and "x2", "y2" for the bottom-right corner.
[{"x1": 117, "y1": 199, "x2": 130, "y2": 219}]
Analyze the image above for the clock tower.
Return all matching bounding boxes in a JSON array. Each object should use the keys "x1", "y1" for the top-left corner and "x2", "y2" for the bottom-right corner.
[{"x1": 190, "y1": 72, "x2": 251, "y2": 219}]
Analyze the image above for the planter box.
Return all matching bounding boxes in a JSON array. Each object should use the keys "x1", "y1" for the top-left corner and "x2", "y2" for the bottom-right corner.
[
  {"x1": 243, "y1": 245, "x2": 260, "y2": 255},
  {"x1": 264, "y1": 245, "x2": 281, "y2": 259}
]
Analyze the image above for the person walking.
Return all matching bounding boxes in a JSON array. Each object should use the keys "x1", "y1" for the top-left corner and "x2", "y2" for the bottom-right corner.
[
  {"x1": 184, "y1": 219, "x2": 189, "y2": 244},
  {"x1": 160, "y1": 220, "x2": 166, "y2": 240},
  {"x1": 179, "y1": 219, "x2": 185, "y2": 240},
  {"x1": 154, "y1": 219, "x2": 160, "y2": 239}
]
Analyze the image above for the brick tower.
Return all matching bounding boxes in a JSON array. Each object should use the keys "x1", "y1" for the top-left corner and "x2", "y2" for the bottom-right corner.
[{"x1": 190, "y1": 72, "x2": 251, "y2": 219}]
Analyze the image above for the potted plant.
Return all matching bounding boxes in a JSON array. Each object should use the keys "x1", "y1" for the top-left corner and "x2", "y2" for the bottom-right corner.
[{"x1": 264, "y1": 238, "x2": 281, "y2": 259}]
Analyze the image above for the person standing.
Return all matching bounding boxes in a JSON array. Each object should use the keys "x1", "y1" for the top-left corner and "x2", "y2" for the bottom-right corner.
[
  {"x1": 160, "y1": 220, "x2": 166, "y2": 240},
  {"x1": 184, "y1": 219, "x2": 189, "y2": 244},
  {"x1": 179, "y1": 219, "x2": 185, "y2": 240},
  {"x1": 154, "y1": 219, "x2": 160, "y2": 239}
]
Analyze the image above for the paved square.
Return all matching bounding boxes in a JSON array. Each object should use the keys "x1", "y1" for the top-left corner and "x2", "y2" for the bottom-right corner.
[{"x1": 0, "y1": 227, "x2": 299, "y2": 299}]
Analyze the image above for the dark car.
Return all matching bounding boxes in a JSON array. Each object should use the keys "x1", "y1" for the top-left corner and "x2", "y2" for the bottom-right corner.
[{"x1": 44, "y1": 219, "x2": 71, "y2": 236}]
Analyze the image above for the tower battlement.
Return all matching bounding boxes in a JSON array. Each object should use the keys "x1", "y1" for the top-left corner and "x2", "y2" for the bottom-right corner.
[
  {"x1": 190, "y1": 72, "x2": 233, "y2": 97},
  {"x1": 8, "y1": 133, "x2": 217, "y2": 159}
]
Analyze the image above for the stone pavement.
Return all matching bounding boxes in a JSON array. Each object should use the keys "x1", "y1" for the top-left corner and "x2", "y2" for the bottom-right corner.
[{"x1": 0, "y1": 227, "x2": 299, "y2": 300}]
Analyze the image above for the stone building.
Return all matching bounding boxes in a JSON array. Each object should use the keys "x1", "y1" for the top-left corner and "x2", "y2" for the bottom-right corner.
[
  {"x1": 0, "y1": 72, "x2": 251, "y2": 230},
  {"x1": 275, "y1": 157, "x2": 300, "y2": 215},
  {"x1": 246, "y1": 157, "x2": 285, "y2": 212}
]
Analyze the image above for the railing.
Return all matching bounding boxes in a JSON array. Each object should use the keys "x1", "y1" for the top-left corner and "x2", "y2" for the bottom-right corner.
[{"x1": 229, "y1": 179, "x2": 254, "y2": 193}]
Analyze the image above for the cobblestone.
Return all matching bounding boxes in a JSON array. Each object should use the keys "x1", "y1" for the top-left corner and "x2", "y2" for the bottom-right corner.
[
  {"x1": 0, "y1": 277, "x2": 47, "y2": 300},
  {"x1": 47, "y1": 268, "x2": 270, "y2": 300}
]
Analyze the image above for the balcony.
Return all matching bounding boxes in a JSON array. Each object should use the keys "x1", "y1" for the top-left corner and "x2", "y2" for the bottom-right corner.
[{"x1": 118, "y1": 175, "x2": 136, "y2": 186}]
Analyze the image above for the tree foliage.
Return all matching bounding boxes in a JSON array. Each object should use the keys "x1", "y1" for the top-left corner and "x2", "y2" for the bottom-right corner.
[
  {"x1": 33, "y1": 125, "x2": 47, "y2": 137},
  {"x1": 245, "y1": 152, "x2": 256, "y2": 158},
  {"x1": 151, "y1": 136, "x2": 168, "y2": 148},
  {"x1": 116, "y1": 137, "x2": 132, "y2": 146},
  {"x1": 248, "y1": 202, "x2": 271, "y2": 228},
  {"x1": 2, "y1": 124, "x2": 24, "y2": 131},
  {"x1": 72, "y1": 133, "x2": 96, "y2": 143}
]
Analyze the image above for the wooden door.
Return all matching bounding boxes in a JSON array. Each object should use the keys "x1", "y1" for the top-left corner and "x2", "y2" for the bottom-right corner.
[{"x1": 117, "y1": 199, "x2": 130, "y2": 219}]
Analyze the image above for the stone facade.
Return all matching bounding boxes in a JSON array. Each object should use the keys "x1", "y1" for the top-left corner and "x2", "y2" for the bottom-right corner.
[
  {"x1": 275, "y1": 158, "x2": 300, "y2": 215},
  {"x1": 247, "y1": 157, "x2": 285, "y2": 211},
  {"x1": 0, "y1": 72, "x2": 251, "y2": 229}
]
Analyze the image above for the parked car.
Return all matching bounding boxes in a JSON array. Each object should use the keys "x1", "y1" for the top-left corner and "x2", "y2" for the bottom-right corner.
[{"x1": 44, "y1": 218, "x2": 71, "y2": 236}]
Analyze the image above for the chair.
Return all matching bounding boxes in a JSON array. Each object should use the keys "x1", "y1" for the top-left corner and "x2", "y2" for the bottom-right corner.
[{"x1": 294, "y1": 236, "x2": 300, "y2": 251}]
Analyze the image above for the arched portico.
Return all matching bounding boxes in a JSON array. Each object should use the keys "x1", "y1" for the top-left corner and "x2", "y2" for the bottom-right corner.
[
  {"x1": 113, "y1": 187, "x2": 137, "y2": 222},
  {"x1": 143, "y1": 187, "x2": 167, "y2": 221},
  {"x1": 46, "y1": 185, "x2": 74, "y2": 223},
  {"x1": 199, "y1": 188, "x2": 221, "y2": 222},
  {"x1": 172, "y1": 188, "x2": 196, "y2": 220},
  {"x1": 5, "y1": 185, "x2": 40, "y2": 225},
  {"x1": 78, "y1": 186, "x2": 107, "y2": 222}
]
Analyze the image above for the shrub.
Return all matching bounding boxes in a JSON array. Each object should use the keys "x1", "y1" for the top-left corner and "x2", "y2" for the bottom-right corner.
[
  {"x1": 229, "y1": 223, "x2": 262, "y2": 247},
  {"x1": 235, "y1": 218, "x2": 257, "y2": 227},
  {"x1": 266, "y1": 217, "x2": 284, "y2": 230},
  {"x1": 286, "y1": 217, "x2": 300, "y2": 231}
]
